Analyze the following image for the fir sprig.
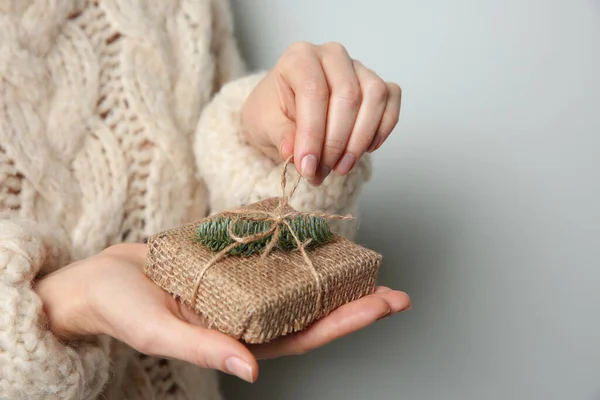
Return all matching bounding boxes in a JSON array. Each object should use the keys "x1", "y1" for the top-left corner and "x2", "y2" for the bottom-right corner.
[{"x1": 195, "y1": 215, "x2": 334, "y2": 256}]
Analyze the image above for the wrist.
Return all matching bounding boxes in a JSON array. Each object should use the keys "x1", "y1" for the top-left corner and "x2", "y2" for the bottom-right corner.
[{"x1": 34, "y1": 262, "x2": 96, "y2": 341}]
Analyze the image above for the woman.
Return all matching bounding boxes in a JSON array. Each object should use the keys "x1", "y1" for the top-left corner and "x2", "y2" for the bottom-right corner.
[{"x1": 0, "y1": 0, "x2": 410, "y2": 398}]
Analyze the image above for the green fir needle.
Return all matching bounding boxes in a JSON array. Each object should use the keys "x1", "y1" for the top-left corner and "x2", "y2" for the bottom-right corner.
[{"x1": 195, "y1": 215, "x2": 334, "y2": 256}]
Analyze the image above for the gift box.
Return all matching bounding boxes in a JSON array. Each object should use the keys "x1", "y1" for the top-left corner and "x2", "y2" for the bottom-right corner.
[{"x1": 144, "y1": 164, "x2": 382, "y2": 344}]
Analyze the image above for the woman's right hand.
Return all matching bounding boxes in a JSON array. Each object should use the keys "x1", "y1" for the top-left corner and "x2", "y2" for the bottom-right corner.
[
  {"x1": 34, "y1": 243, "x2": 259, "y2": 383},
  {"x1": 35, "y1": 243, "x2": 410, "y2": 383}
]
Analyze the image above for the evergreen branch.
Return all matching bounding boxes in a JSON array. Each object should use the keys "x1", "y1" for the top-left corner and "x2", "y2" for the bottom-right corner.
[{"x1": 195, "y1": 215, "x2": 334, "y2": 256}]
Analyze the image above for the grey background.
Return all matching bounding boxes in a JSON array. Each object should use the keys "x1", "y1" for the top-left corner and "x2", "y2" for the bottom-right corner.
[{"x1": 223, "y1": 1, "x2": 600, "y2": 399}]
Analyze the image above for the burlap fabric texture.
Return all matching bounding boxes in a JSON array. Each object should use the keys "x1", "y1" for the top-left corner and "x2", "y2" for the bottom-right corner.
[{"x1": 144, "y1": 162, "x2": 382, "y2": 344}]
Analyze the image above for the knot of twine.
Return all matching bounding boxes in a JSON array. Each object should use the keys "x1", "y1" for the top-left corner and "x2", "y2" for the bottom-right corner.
[{"x1": 191, "y1": 156, "x2": 353, "y2": 315}]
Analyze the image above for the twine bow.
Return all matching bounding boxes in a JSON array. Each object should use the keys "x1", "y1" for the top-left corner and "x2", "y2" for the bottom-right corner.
[{"x1": 191, "y1": 156, "x2": 353, "y2": 315}]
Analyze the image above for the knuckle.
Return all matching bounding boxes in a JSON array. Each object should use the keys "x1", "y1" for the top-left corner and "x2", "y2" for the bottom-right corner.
[
  {"x1": 280, "y1": 42, "x2": 314, "y2": 68},
  {"x1": 388, "y1": 82, "x2": 402, "y2": 98},
  {"x1": 335, "y1": 80, "x2": 362, "y2": 106},
  {"x1": 324, "y1": 137, "x2": 347, "y2": 154},
  {"x1": 321, "y1": 41, "x2": 346, "y2": 54},
  {"x1": 191, "y1": 342, "x2": 211, "y2": 368},
  {"x1": 280, "y1": 52, "x2": 302, "y2": 69},
  {"x1": 298, "y1": 125, "x2": 324, "y2": 141},
  {"x1": 366, "y1": 78, "x2": 388, "y2": 102},
  {"x1": 286, "y1": 41, "x2": 315, "y2": 57},
  {"x1": 302, "y1": 79, "x2": 329, "y2": 100}
]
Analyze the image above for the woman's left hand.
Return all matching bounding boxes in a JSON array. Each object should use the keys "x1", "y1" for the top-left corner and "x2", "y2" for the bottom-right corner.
[{"x1": 242, "y1": 41, "x2": 402, "y2": 186}]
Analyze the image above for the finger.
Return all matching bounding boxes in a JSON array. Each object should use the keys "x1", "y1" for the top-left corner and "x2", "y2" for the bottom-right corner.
[
  {"x1": 374, "y1": 286, "x2": 393, "y2": 294},
  {"x1": 141, "y1": 316, "x2": 259, "y2": 383},
  {"x1": 278, "y1": 42, "x2": 329, "y2": 180},
  {"x1": 313, "y1": 43, "x2": 361, "y2": 184},
  {"x1": 367, "y1": 82, "x2": 402, "y2": 153},
  {"x1": 366, "y1": 289, "x2": 411, "y2": 313},
  {"x1": 252, "y1": 125, "x2": 294, "y2": 163},
  {"x1": 251, "y1": 295, "x2": 390, "y2": 360},
  {"x1": 334, "y1": 61, "x2": 388, "y2": 175}
]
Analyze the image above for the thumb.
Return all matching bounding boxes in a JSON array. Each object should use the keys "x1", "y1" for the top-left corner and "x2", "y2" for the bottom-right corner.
[
  {"x1": 272, "y1": 76, "x2": 298, "y2": 162},
  {"x1": 148, "y1": 316, "x2": 259, "y2": 383},
  {"x1": 249, "y1": 118, "x2": 295, "y2": 163},
  {"x1": 243, "y1": 70, "x2": 298, "y2": 163}
]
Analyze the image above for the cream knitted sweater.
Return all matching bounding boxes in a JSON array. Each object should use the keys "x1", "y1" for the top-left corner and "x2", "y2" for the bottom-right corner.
[{"x1": 0, "y1": 1, "x2": 371, "y2": 399}]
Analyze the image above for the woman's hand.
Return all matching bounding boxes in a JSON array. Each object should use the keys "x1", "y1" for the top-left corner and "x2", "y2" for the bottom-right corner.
[
  {"x1": 242, "y1": 41, "x2": 402, "y2": 186},
  {"x1": 35, "y1": 243, "x2": 410, "y2": 383}
]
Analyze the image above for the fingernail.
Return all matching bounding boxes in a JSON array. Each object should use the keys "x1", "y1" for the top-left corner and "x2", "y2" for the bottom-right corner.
[
  {"x1": 319, "y1": 164, "x2": 331, "y2": 180},
  {"x1": 225, "y1": 357, "x2": 254, "y2": 383},
  {"x1": 335, "y1": 153, "x2": 356, "y2": 175},
  {"x1": 307, "y1": 165, "x2": 330, "y2": 187},
  {"x1": 301, "y1": 154, "x2": 318, "y2": 179}
]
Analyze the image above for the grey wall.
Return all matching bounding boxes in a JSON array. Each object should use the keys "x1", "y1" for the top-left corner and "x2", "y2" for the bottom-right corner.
[{"x1": 223, "y1": 1, "x2": 600, "y2": 399}]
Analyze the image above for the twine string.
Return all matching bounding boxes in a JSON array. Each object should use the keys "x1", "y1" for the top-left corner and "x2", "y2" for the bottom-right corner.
[{"x1": 191, "y1": 156, "x2": 353, "y2": 315}]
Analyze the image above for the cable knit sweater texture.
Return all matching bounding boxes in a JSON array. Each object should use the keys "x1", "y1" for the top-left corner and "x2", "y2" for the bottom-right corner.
[{"x1": 0, "y1": 1, "x2": 372, "y2": 399}]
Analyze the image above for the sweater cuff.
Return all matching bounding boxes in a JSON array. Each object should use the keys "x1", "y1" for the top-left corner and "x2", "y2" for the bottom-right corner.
[
  {"x1": 193, "y1": 73, "x2": 373, "y2": 240},
  {"x1": 0, "y1": 218, "x2": 110, "y2": 399}
]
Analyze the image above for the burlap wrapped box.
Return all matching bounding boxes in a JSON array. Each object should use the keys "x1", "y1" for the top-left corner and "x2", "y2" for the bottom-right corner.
[{"x1": 144, "y1": 191, "x2": 382, "y2": 344}]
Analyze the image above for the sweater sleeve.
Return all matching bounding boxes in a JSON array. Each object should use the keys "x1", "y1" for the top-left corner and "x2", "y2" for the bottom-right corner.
[
  {"x1": 0, "y1": 215, "x2": 110, "y2": 400},
  {"x1": 193, "y1": 73, "x2": 373, "y2": 240}
]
